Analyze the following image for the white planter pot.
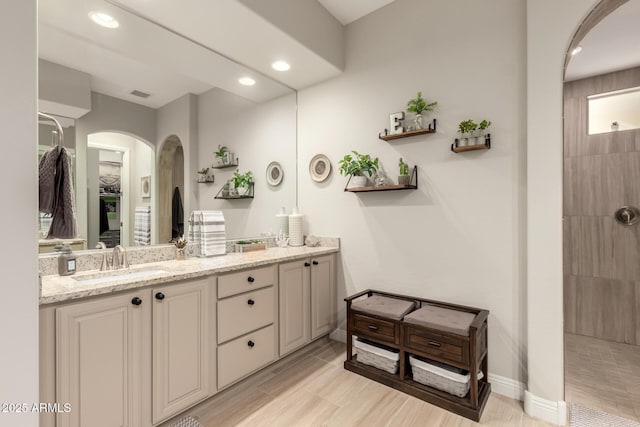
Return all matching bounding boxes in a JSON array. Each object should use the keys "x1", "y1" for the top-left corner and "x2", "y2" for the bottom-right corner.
[{"x1": 349, "y1": 175, "x2": 368, "y2": 188}]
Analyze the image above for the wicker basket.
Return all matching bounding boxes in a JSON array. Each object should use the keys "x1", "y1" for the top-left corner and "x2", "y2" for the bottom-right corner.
[
  {"x1": 409, "y1": 355, "x2": 483, "y2": 398},
  {"x1": 354, "y1": 338, "x2": 399, "y2": 374}
]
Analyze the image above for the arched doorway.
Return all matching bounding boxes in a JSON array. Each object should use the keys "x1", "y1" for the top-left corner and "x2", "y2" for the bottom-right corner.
[
  {"x1": 562, "y1": 0, "x2": 640, "y2": 421},
  {"x1": 158, "y1": 135, "x2": 184, "y2": 244}
]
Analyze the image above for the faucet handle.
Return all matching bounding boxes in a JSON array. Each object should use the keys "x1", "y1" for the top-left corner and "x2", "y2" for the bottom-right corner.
[{"x1": 100, "y1": 252, "x2": 111, "y2": 271}]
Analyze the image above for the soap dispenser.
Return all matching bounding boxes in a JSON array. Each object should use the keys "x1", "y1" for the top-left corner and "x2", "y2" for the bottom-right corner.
[{"x1": 58, "y1": 244, "x2": 77, "y2": 276}]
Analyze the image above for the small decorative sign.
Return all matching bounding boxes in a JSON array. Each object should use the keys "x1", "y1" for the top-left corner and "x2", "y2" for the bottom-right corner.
[{"x1": 389, "y1": 112, "x2": 405, "y2": 135}]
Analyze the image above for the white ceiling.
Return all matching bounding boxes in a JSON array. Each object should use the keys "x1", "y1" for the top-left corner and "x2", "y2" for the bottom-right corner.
[
  {"x1": 565, "y1": 0, "x2": 640, "y2": 81},
  {"x1": 318, "y1": 0, "x2": 397, "y2": 25}
]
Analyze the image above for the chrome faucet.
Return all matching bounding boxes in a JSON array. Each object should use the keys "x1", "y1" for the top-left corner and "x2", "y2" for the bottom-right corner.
[{"x1": 111, "y1": 245, "x2": 129, "y2": 270}]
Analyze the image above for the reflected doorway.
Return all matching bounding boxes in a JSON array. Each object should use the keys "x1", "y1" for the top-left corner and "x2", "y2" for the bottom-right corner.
[
  {"x1": 158, "y1": 135, "x2": 184, "y2": 244},
  {"x1": 87, "y1": 132, "x2": 155, "y2": 248}
]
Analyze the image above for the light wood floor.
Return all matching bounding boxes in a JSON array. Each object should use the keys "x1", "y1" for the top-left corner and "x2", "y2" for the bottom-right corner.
[
  {"x1": 163, "y1": 339, "x2": 554, "y2": 427},
  {"x1": 565, "y1": 333, "x2": 640, "y2": 422}
]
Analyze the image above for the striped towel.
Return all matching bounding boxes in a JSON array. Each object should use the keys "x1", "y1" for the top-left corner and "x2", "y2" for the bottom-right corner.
[
  {"x1": 189, "y1": 210, "x2": 225, "y2": 257},
  {"x1": 134, "y1": 206, "x2": 151, "y2": 245}
]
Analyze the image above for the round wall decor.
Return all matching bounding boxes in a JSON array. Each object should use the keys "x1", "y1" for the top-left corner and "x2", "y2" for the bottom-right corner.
[
  {"x1": 309, "y1": 154, "x2": 331, "y2": 183},
  {"x1": 266, "y1": 161, "x2": 284, "y2": 186}
]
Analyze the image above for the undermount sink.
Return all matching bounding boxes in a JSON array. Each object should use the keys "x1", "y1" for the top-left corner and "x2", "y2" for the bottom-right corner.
[{"x1": 73, "y1": 267, "x2": 169, "y2": 286}]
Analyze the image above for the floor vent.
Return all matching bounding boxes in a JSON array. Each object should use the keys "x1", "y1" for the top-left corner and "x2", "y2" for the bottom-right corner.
[{"x1": 170, "y1": 415, "x2": 203, "y2": 427}]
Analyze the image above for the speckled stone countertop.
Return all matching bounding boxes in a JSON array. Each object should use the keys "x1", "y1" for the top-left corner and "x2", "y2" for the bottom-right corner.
[{"x1": 41, "y1": 245, "x2": 339, "y2": 305}]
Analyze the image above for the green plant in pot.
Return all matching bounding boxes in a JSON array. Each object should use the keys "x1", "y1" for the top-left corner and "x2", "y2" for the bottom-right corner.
[
  {"x1": 406, "y1": 91, "x2": 437, "y2": 129},
  {"x1": 197, "y1": 167, "x2": 211, "y2": 183},
  {"x1": 457, "y1": 119, "x2": 477, "y2": 146},
  {"x1": 214, "y1": 145, "x2": 228, "y2": 165},
  {"x1": 398, "y1": 158, "x2": 410, "y2": 186},
  {"x1": 232, "y1": 169, "x2": 254, "y2": 196},
  {"x1": 338, "y1": 151, "x2": 379, "y2": 188}
]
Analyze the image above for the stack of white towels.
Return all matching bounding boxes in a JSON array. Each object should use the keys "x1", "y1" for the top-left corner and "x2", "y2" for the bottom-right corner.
[
  {"x1": 188, "y1": 210, "x2": 226, "y2": 256},
  {"x1": 134, "y1": 206, "x2": 151, "y2": 245}
]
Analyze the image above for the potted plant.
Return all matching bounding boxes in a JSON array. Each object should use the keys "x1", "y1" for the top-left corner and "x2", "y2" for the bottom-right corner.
[
  {"x1": 232, "y1": 169, "x2": 254, "y2": 196},
  {"x1": 338, "y1": 151, "x2": 379, "y2": 188},
  {"x1": 174, "y1": 236, "x2": 187, "y2": 260},
  {"x1": 477, "y1": 120, "x2": 492, "y2": 144},
  {"x1": 214, "y1": 145, "x2": 229, "y2": 165},
  {"x1": 197, "y1": 167, "x2": 212, "y2": 183},
  {"x1": 457, "y1": 119, "x2": 477, "y2": 146},
  {"x1": 398, "y1": 158, "x2": 410, "y2": 186},
  {"x1": 406, "y1": 91, "x2": 437, "y2": 129},
  {"x1": 611, "y1": 121, "x2": 619, "y2": 131}
]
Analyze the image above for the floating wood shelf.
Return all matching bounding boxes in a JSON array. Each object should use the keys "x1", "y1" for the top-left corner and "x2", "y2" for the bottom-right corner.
[
  {"x1": 214, "y1": 182, "x2": 254, "y2": 199},
  {"x1": 345, "y1": 166, "x2": 418, "y2": 192},
  {"x1": 451, "y1": 134, "x2": 491, "y2": 153},
  {"x1": 197, "y1": 177, "x2": 214, "y2": 184},
  {"x1": 211, "y1": 161, "x2": 239, "y2": 169},
  {"x1": 379, "y1": 119, "x2": 437, "y2": 141}
]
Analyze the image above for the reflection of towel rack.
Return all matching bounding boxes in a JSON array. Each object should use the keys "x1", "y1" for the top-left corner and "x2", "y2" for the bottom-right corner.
[{"x1": 38, "y1": 112, "x2": 64, "y2": 147}]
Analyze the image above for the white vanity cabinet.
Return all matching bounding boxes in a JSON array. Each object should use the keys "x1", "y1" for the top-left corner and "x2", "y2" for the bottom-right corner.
[
  {"x1": 54, "y1": 289, "x2": 152, "y2": 427},
  {"x1": 152, "y1": 277, "x2": 215, "y2": 424},
  {"x1": 279, "y1": 254, "x2": 336, "y2": 356}
]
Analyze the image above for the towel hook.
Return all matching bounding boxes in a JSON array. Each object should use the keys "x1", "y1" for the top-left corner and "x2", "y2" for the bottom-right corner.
[{"x1": 38, "y1": 112, "x2": 64, "y2": 147}]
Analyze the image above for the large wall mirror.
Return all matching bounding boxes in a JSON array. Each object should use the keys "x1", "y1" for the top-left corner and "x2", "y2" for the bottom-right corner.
[{"x1": 38, "y1": 0, "x2": 297, "y2": 254}]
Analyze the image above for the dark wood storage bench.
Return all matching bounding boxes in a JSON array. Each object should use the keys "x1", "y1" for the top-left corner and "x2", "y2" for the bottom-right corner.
[{"x1": 344, "y1": 289, "x2": 490, "y2": 422}]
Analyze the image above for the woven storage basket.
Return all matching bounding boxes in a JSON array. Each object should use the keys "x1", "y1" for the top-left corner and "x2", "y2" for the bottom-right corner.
[
  {"x1": 354, "y1": 338, "x2": 399, "y2": 374},
  {"x1": 409, "y1": 355, "x2": 483, "y2": 398}
]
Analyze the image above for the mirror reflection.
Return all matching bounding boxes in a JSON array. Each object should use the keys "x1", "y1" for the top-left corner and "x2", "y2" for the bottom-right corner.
[
  {"x1": 38, "y1": 0, "x2": 296, "y2": 254},
  {"x1": 588, "y1": 86, "x2": 640, "y2": 134}
]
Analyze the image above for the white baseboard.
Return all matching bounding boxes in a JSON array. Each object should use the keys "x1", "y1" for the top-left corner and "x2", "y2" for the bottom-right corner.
[
  {"x1": 488, "y1": 373, "x2": 525, "y2": 401},
  {"x1": 330, "y1": 328, "x2": 347, "y2": 343},
  {"x1": 524, "y1": 390, "x2": 567, "y2": 426}
]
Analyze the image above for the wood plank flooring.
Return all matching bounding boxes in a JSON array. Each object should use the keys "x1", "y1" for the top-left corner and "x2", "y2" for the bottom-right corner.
[
  {"x1": 565, "y1": 333, "x2": 640, "y2": 423},
  {"x1": 162, "y1": 339, "x2": 554, "y2": 427}
]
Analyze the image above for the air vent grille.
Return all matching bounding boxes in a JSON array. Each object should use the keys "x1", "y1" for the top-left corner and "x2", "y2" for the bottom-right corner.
[{"x1": 129, "y1": 89, "x2": 150, "y2": 98}]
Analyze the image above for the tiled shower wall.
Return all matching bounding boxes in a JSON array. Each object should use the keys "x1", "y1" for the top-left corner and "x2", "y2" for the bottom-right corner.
[{"x1": 563, "y1": 67, "x2": 640, "y2": 345}]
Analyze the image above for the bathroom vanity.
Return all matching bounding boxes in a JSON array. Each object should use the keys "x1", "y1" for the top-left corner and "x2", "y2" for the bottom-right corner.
[{"x1": 38, "y1": 245, "x2": 338, "y2": 427}]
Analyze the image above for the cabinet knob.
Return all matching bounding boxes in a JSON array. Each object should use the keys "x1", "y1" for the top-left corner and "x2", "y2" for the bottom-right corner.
[
  {"x1": 247, "y1": 299, "x2": 255, "y2": 306},
  {"x1": 312, "y1": 260, "x2": 319, "y2": 265},
  {"x1": 247, "y1": 276, "x2": 255, "y2": 283},
  {"x1": 131, "y1": 297, "x2": 142, "y2": 306},
  {"x1": 155, "y1": 292, "x2": 165, "y2": 301},
  {"x1": 304, "y1": 262, "x2": 311, "y2": 267},
  {"x1": 247, "y1": 340, "x2": 255, "y2": 348}
]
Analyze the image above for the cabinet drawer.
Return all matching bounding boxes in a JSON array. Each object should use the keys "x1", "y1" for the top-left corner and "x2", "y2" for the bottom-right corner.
[
  {"x1": 352, "y1": 313, "x2": 398, "y2": 345},
  {"x1": 218, "y1": 324, "x2": 276, "y2": 389},
  {"x1": 218, "y1": 265, "x2": 276, "y2": 298},
  {"x1": 403, "y1": 325, "x2": 469, "y2": 365},
  {"x1": 218, "y1": 286, "x2": 275, "y2": 343}
]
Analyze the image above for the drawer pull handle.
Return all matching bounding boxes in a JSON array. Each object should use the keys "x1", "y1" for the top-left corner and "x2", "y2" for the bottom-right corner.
[
  {"x1": 131, "y1": 297, "x2": 142, "y2": 306},
  {"x1": 155, "y1": 292, "x2": 165, "y2": 301},
  {"x1": 247, "y1": 276, "x2": 255, "y2": 283},
  {"x1": 312, "y1": 260, "x2": 319, "y2": 265},
  {"x1": 428, "y1": 341, "x2": 441, "y2": 348},
  {"x1": 304, "y1": 262, "x2": 311, "y2": 267},
  {"x1": 247, "y1": 299, "x2": 255, "y2": 306},
  {"x1": 367, "y1": 325, "x2": 379, "y2": 331},
  {"x1": 247, "y1": 340, "x2": 255, "y2": 348}
]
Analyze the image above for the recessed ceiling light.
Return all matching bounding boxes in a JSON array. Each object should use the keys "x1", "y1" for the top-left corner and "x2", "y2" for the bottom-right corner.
[
  {"x1": 271, "y1": 61, "x2": 291, "y2": 72},
  {"x1": 89, "y1": 11, "x2": 119, "y2": 29},
  {"x1": 571, "y1": 46, "x2": 582, "y2": 56},
  {"x1": 238, "y1": 77, "x2": 256, "y2": 86}
]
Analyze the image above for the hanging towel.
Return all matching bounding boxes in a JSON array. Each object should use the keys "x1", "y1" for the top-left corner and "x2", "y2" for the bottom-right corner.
[
  {"x1": 39, "y1": 146, "x2": 59, "y2": 215},
  {"x1": 172, "y1": 186, "x2": 184, "y2": 239},
  {"x1": 188, "y1": 210, "x2": 226, "y2": 256},
  {"x1": 47, "y1": 146, "x2": 78, "y2": 239},
  {"x1": 99, "y1": 198, "x2": 110, "y2": 235}
]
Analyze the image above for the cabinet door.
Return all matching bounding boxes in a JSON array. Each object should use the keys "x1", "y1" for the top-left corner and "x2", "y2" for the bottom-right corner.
[
  {"x1": 279, "y1": 259, "x2": 310, "y2": 356},
  {"x1": 311, "y1": 254, "x2": 336, "y2": 340},
  {"x1": 152, "y1": 277, "x2": 213, "y2": 424},
  {"x1": 56, "y1": 289, "x2": 151, "y2": 427}
]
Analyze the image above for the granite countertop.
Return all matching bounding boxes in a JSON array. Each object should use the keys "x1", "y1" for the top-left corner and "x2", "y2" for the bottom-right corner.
[{"x1": 40, "y1": 246, "x2": 339, "y2": 305}]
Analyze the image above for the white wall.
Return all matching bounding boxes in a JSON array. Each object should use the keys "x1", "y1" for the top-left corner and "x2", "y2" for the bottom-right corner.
[
  {"x1": 197, "y1": 89, "x2": 297, "y2": 238},
  {"x1": 298, "y1": 0, "x2": 527, "y2": 387},
  {"x1": 0, "y1": 0, "x2": 39, "y2": 425},
  {"x1": 525, "y1": 0, "x2": 600, "y2": 422},
  {"x1": 38, "y1": 59, "x2": 91, "y2": 118}
]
